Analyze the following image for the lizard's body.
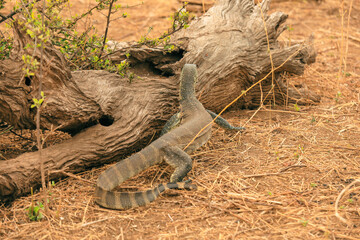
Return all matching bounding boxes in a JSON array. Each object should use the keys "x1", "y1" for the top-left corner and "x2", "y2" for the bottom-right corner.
[{"x1": 94, "y1": 64, "x2": 213, "y2": 209}]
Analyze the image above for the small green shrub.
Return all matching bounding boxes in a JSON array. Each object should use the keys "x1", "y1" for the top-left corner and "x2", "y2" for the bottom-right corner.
[{"x1": 26, "y1": 201, "x2": 44, "y2": 221}]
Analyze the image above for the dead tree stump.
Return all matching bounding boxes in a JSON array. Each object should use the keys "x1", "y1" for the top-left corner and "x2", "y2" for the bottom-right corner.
[{"x1": 0, "y1": 0, "x2": 318, "y2": 203}]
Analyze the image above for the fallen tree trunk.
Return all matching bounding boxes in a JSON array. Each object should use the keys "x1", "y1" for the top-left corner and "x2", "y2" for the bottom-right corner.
[{"x1": 0, "y1": 0, "x2": 319, "y2": 203}]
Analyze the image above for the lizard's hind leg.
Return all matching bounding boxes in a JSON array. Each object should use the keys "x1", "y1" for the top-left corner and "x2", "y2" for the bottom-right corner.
[{"x1": 162, "y1": 146, "x2": 193, "y2": 183}]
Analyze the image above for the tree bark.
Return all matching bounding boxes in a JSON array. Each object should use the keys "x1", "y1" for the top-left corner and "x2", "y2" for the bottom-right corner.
[{"x1": 0, "y1": 0, "x2": 319, "y2": 203}]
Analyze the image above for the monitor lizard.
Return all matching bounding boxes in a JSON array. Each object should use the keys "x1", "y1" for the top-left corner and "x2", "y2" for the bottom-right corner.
[{"x1": 94, "y1": 64, "x2": 244, "y2": 209}]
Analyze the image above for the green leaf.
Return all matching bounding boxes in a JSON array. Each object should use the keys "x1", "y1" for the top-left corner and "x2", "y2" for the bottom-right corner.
[
  {"x1": 301, "y1": 220, "x2": 308, "y2": 227},
  {"x1": 293, "y1": 104, "x2": 300, "y2": 112},
  {"x1": 26, "y1": 29, "x2": 35, "y2": 38}
]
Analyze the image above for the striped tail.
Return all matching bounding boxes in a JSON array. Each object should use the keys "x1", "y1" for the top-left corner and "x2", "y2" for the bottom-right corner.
[{"x1": 94, "y1": 181, "x2": 197, "y2": 209}]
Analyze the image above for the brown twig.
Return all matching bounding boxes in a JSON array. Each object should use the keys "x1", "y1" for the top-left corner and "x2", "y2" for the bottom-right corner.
[
  {"x1": 99, "y1": 0, "x2": 115, "y2": 57},
  {"x1": 0, "y1": 0, "x2": 41, "y2": 23},
  {"x1": 80, "y1": 217, "x2": 115, "y2": 227},
  {"x1": 37, "y1": 0, "x2": 48, "y2": 215},
  {"x1": 183, "y1": 44, "x2": 306, "y2": 151},
  {"x1": 243, "y1": 164, "x2": 306, "y2": 178},
  {"x1": 9, "y1": 129, "x2": 33, "y2": 141},
  {"x1": 335, "y1": 179, "x2": 360, "y2": 226},
  {"x1": 50, "y1": 170, "x2": 94, "y2": 185}
]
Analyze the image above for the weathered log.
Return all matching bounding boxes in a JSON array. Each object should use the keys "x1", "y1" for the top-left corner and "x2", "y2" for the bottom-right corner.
[{"x1": 0, "y1": 0, "x2": 318, "y2": 203}]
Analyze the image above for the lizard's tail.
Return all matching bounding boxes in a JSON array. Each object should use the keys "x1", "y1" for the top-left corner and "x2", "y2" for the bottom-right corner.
[{"x1": 94, "y1": 181, "x2": 197, "y2": 209}]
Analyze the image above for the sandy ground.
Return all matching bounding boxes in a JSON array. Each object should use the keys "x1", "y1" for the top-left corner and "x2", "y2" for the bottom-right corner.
[{"x1": 1, "y1": 0, "x2": 360, "y2": 239}]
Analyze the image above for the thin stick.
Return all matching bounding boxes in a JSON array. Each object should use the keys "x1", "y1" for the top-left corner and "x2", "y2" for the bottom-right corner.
[
  {"x1": 50, "y1": 170, "x2": 94, "y2": 185},
  {"x1": 209, "y1": 204, "x2": 252, "y2": 225},
  {"x1": 0, "y1": 126, "x2": 13, "y2": 135},
  {"x1": 334, "y1": 179, "x2": 360, "y2": 226},
  {"x1": 343, "y1": 0, "x2": 354, "y2": 74},
  {"x1": 80, "y1": 217, "x2": 115, "y2": 227},
  {"x1": 259, "y1": 1, "x2": 276, "y2": 106},
  {"x1": 9, "y1": 129, "x2": 33, "y2": 141},
  {"x1": 81, "y1": 197, "x2": 92, "y2": 225},
  {"x1": 338, "y1": 0, "x2": 345, "y2": 86},
  {"x1": 243, "y1": 164, "x2": 306, "y2": 178},
  {"x1": 0, "y1": 0, "x2": 41, "y2": 23},
  {"x1": 33, "y1": 0, "x2": 48, "y2": 214},
  {"x1": 183, "y1": 44, "x2": 305, "y2": 151},
  {"x1": 100, "y1": 0, "x2": 114, "y2": 55}
]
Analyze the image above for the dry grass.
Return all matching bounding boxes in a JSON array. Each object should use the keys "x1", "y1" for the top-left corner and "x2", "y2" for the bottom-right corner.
[{"x1": 1, "y1": 0, "x2": 360, "y2": 239}]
